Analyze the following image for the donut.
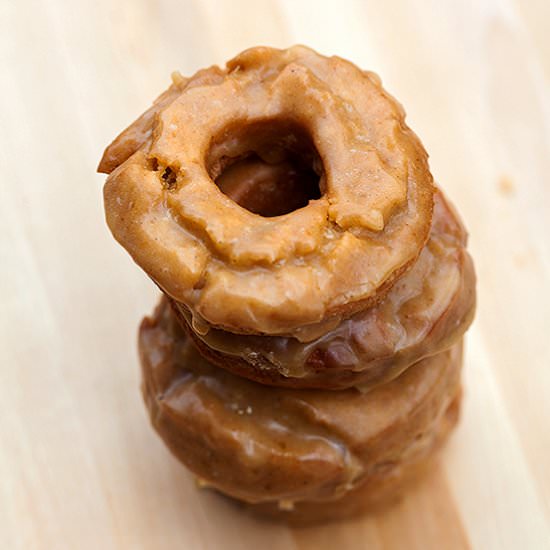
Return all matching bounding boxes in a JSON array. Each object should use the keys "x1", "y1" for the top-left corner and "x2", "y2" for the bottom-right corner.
[
  {"x1": 140, "y1": 298, "x2": 462, "y2": 525},
  {"x1": 171, "y1": 187, "x2": 476, "y2": 390},
  {"x1": 100, "y1": 45, "x2": 435, "y2": 336}
]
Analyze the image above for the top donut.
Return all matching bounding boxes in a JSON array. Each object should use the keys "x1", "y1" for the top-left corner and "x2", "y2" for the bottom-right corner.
[{"x1": 100, "y1": 46, "x2": 434, "y2": 336}]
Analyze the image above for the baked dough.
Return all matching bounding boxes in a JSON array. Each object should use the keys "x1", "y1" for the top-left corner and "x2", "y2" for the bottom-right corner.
[{"x1": 101, "y1": 46, "x2": 434, "y2": 336}]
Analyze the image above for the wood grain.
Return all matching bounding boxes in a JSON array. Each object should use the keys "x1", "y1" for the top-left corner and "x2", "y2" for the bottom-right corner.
[{"x1": 1, "y1": 1, "x2": 549, "y2": 548}]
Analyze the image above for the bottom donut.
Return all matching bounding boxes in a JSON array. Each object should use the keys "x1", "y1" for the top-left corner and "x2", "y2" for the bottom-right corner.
[{"x1": 139, "y1": 298, "x2": 462, "y2": 525}]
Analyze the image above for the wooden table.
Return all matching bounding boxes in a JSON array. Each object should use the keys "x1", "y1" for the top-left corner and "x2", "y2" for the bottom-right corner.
[{"x1": 2, "y1": 1, "x2": 549, "y2": 548}]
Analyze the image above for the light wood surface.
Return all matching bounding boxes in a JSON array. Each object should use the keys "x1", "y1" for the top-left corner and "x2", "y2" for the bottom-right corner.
[{"x1": 1, "y1": 1, "x2": 549, "y2": 549}]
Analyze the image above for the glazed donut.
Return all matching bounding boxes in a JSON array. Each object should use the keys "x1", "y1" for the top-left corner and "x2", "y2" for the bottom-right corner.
[
  {"x1": 140, "y1": 298, "x2": 462, "y2": 525},
  {"x1": 101, "y1": 45, "x2": 435, "y2": 336},
  {"x1": 171, "y1": 187, "x2": 475, "y2": 390},
  {"x1": 99, "y1": 46, "x2": 476, "y2": 524}
]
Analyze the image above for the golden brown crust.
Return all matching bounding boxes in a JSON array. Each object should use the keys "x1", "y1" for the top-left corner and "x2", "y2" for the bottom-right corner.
[
  {"x1": 101, "y1": 45, "x2": 435, "y2": 336},
  {"x1": 169, "y1": 189, "x2": 476, "y2": 389},
  {"x1": 97, "y1": 82, "x2": 184, "y2": 174},
  {"x1": 139, "y1": 298, "x2": 462, "y2": 523},
  {"x1": 243, "y1": 392, "x2": 460, "y2": 525}
]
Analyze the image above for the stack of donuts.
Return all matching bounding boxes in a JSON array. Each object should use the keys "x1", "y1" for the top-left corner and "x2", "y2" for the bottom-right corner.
[{"x1": 99, "y1": 46, "x2": 476, "y2": 525}]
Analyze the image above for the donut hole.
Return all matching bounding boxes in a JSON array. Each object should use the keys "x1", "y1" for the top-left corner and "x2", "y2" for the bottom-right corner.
[{"x1": 207, "y1": 119, "x2": 324, "y2": 217}]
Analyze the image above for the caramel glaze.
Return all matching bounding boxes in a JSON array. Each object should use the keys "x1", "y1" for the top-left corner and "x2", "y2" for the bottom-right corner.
[
  {"x1": 247, "y1": 394, "x2": 460, "y2": 524},
  {"x1": 140, "y1": 298, "x2": 462, "y2": 524},
  {"x1": 171, "y1": 187, "x2": 475, "y2": 390},
  {"x1": 101, "y1": 46, "x2": 436, "y2": 336}
]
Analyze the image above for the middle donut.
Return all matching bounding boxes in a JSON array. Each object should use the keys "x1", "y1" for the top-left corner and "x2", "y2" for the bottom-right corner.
[{"x1": 171, "y1": 176, "x2": 476, "y2": 390}]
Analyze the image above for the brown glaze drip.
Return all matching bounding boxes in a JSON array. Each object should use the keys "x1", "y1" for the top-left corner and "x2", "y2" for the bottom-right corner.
[
  {"x1": 140, "y1": 298, "x2": 462, "y2": 510},
  {"x1": 173, "y1": 188, "x2": 475, "y2": 390},
  {"x1": 247, "y1": 392, "x2": 461, "y2": 524}
]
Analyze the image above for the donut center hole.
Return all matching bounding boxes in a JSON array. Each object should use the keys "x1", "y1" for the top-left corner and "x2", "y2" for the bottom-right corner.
[{"x1": 207, "y1": 120, "x2": 324, "y2": 217}]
